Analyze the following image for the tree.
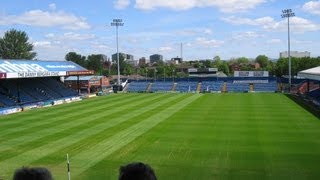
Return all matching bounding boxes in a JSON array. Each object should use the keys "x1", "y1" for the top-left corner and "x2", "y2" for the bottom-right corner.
[
  {"x1": 275, "y1": 58, "x2": 288, "y2": 77},
  {"x1": 255, "y1": 55, "x2": 268, "y2": 69},
  {"x1": 193, "y1": 61, "x2": 201, "y2": 68},
  {"x1": 213, "y1": 56, "x2": 221, "y2": 67},
  {"x1": 266, "y1": 60, "x2": 275, "y2": 76},
  {"x1": 218, "y1": 61, "x2": 230, "y2": 76},
  {"x1": 203, "y1": 60, "x2": 212, "y2": 68},
  {"x1": 236, "y1": 57, "x2": 249, "y2": 64},
  {"x1": 122, "y1": 62, "x2": 134, "y2": 75},
  {"x1": 65, "y1": 52, "x2": 87, "y2": 67},
  {"x1": 0, "y1": 29, "x2": 36, "y2": 59},
  {"x1": 213, "y1": 55, "x2": 221, "y2": 62},
  {"x1": 275, "y1": 57, "x2": 320, "y2": 77},
  {"x1": 87, "y1": 54, "x2": 103, "y2": 74}
]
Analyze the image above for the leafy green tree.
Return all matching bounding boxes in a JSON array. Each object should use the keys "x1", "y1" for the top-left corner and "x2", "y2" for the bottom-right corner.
[
  {"x1": 266, "y1": 60, "x2": 275, "y2": 75},
  {"x1": 122, "y1": 63, "x2": 134, "y2": 75},
  {"x1": 0, "y1": 29, "x2": 36, "y2": 59},
  {"x1": 193, "y1": 61, "x2": 200, "y2": 68},
  {"x1": 218, "y1": 61, "x2": 230, "y2": 76},
  {"x1": 255, "y1": 55, "x2": 268, "y2": 69},
  {"x1": 213, "y1": 56, "x2": 221, "y2": 67},
  {"x1": 275, "y1": 58, "x2": 288, "y2": 77},
  {"x1": 213, "y1": 55, "x2": 221, "y2": 61},
  {"x1": 203, "y1": 60, "x2": 212, "y2": 68},
  {"x1": 87, "y1": 54, "x2": 107, "y2": 75},
  {"x1": 275, "y1": 57, "x2": 320, "y2": 77},
  {"x1": 65, "y1": 52, "x2": 87, "y2": 67},
  {"x1": 236, "y1": 57, "x2": 249, "y2": 64}
]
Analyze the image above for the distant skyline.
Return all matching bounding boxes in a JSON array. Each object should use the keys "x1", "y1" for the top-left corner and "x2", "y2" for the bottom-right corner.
[{"x1": 0, "y1": 0, "x2": 319, "y2": 61}]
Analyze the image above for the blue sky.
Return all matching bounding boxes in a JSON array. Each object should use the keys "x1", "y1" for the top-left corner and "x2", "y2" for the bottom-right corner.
[{"x1": 0, "y1": 0, "x2": 319, "y2": 61}]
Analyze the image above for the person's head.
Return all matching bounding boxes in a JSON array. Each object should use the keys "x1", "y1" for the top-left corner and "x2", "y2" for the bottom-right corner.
[
  {"x1": 13, "y1": 167, "x2": 53, "y2": 180},
  {"x1": 119, "y1": 162, "x2": 157, "y2": 180}
]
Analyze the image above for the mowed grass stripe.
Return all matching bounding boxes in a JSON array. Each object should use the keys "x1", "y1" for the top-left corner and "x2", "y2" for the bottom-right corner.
[
  {"x1": 0, "y1": 94, "x2": 169, "y2": 155},
  {"x1": 55, "y1": 94, "x2": 202, "y2": 179},
  {"x1": 0, "y1": 93, "x2": 171, "y2": 160},
  {"x1": 0, "y1": 94, "x2": 125, "y2": 125},
  {"x1": 32, "y1": 93, "x2": 191, "y2": 166},
  {"x1": 0, "y1": 94, "x2": 139, "y2": 133},
  {"x1": 1, "y1": 93, "x2": 319, "y2": 180},
  {"x1": 0, "y1": 94, "x2": 151, "y2": 141},
  {"x1": 95, "y1": 93, "x2": 319, "y2": 180},
  {"x1": 0, "y1": 94, "x2": 131, "y2": 135},
  {"x1": 0, "y1": 94, "x2": 187, "y2": 177}
]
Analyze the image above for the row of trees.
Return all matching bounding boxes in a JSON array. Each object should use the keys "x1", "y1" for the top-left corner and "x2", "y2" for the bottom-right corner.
[
  {"x1": 65, "y1": 50, "x2": 320, "y2": 79},
  {"x1": 186, "y1": 55, "x2": 320, "y2": 77},
  {"x1": 65, "y1": 52, "x2": 136, "y2": 76},
  {"x1": 1, "y1": 29, "x2": 320, "y2": 78}
]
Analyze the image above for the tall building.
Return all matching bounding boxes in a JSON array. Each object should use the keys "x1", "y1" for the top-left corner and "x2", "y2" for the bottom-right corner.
[
  {"x1": 127, "y1": 60, "x2": 138, "y2": 67},
  {"x1": 171, "y1": 57, "x2": 183, "y2": 64},
  {"x1": 126, "y1": 54, "x2": 134, "y2": 61},
  {"x1": 150, "y1": 54, "x2": 163, "y2": 64},
  {"x1": 111, "y1": 53, "x2": 134, "y2": 62},
  {"x1": 112, "y1": 52, "x2": 127, "y2": 62},
  {"x1": 139, "y1": 57, "x2": 147, "y2": 66},
  {"x1": 280, "y1": 51, "x2": 311, "y2": 58}
]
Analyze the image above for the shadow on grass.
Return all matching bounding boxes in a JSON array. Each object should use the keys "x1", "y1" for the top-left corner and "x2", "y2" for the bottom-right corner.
[{"x1": 285, "y1": 94, "x2": 320, "y2": 119}]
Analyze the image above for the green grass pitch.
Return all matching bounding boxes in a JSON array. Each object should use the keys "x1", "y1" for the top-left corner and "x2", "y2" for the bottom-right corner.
[{"x1": 0, "y1": 93, "x2": 319, "y2": 179}]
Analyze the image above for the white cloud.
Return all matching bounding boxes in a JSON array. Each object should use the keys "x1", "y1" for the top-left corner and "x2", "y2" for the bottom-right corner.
[
  {"x1": 185, "y1": 42, "x2": 192, "y2": 47},
  {"x1": 159, "y1": 46, "x2": 174, "y2": 52},
  {"x1": 45, "y1": 33, "x2": 55, "y2": 38},
  {"x1": 222, "y1": 16, "x2": 274, "y2": 26},
  {"x1": 195, "y1": 37, "x2": 224, "y2": 48},
  {"x1": 90, "y1": 41, "x2": 113, "y2": 52},
  {"x1": 232, "y1": 31, "x2": 263, "y2": 40},
  {"x1": 134, "y1": 0, "x2": 266, "y2": 12},
  {"x1": 62, "y1": 32, "x2": 95, "y2": 40},
  {"x1": 45, "y1": 32, "x2": 95, "y2": 41},
  {"x1": 114, "y1": 0, "x2": 131, "y2": 9},
  {"x1": 203, "y1": 28, "x2": 213, "y2": 35},
  {"x1": 175, "y1": 28, "x2": 213, "y2": 36},
  {"x1": 289, "y1": 17, "x2": 320, "y2": 32},
  {"x1": 292, "y1": 39, "x2": 313, "y2": 44},
  {"x1": 0, "y1": 9, "x2": 90, "y2": 30},
  {"x1": 33, "y1": 39, "x2": 112, "y2": 61},
  {"x1": 33, "y1": 41, "x2": 52, "y2": 47},
  {"x1": 49, "y1": 3, "x2": 56, "y2": 11},
  {"x1": 267, "y1": 39, "x2": 282, "y2": 44},
  {"x1": 222, "y1": 16, "x2": 320, "y2": 32},
  {"x1": 303, "y1": 1, "x2": 320, "y2": 15},
  {"x1": 32, "y1": 32, "x2": 102, "y2": 60}
]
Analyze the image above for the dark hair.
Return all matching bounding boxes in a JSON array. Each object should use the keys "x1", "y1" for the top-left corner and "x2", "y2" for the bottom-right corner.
[
  {"x1": 119, "y1": 162, "x2": 157, "y2": 180},
  {"x1": 13, "y1": 167, "x2": 53, "y2": 180}
]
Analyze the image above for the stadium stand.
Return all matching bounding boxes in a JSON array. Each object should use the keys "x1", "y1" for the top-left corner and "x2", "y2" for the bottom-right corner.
[
  {"x1": 253, "y1": 80, "x2": 277, "y2": 92},
  {"x1": 172, "y1": 83, "x2": 177, "y2": 91},
  {"x1": 127, "y1": 81, "x2": 150, "y2": 92},
  {"x1": 308, "y1": 88, "x2": 320, "y2": 98},
  {"x1": 175, "y1": 81, "x2": 198, "y2": 92},
  {"x1": 201, "y1": 80, "x2": 224, "y2": 92},
  {"x1": 0, "y1": 59, "x2": 93, "y2": 115},
  {"x1": 126, "y1": 77, "x2": 278, "y2": 93},
  {"x1": 150, "y1": 81, "x2": 173, "y2": 92},
  {"x1": 0, "y1": 78, "x2": 79, "y2": 106},
  {"x1": 307, "y1": 88, "x2": 320, "y2": 105}
]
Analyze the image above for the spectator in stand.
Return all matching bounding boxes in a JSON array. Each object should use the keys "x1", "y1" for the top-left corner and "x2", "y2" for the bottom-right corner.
[
  {"x1": 13, "y1": 167, "x2": 53, "y2": 180},
  {"x1": 119, "y1": 162, "x2": 157, "y2": 180}
]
